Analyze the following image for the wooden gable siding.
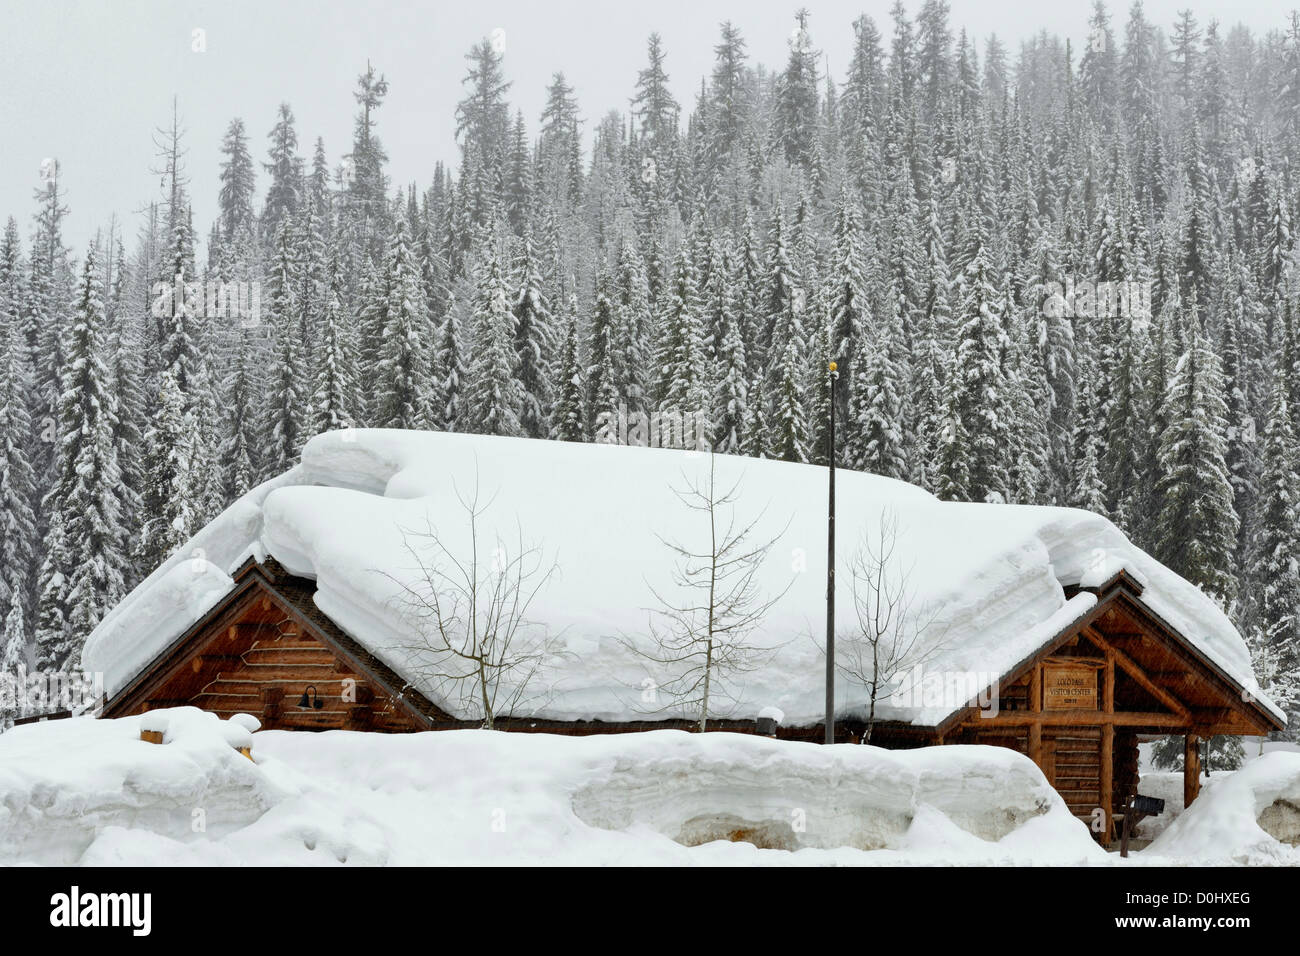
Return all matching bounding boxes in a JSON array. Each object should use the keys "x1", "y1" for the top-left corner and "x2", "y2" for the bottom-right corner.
[
  {"x1": 931, "y1": 583, "x2": 1280, "y2": 740},
  {"x1": 100, "y1": 560, "x2": 448, "y2": 732},
  {"x1": 869, "y1": 579, "x2": 1282, "y2": 838}
]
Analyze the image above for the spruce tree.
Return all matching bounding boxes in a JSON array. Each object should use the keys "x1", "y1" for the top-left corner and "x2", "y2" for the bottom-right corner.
[
  {"x1": 936, "y1": 246, "x2": 1010, "y2": 503},
  {"x1": 263, "y1": 220, "x2": 307, "y2": 471},
  {"x1": 1154, "y1": 298, "x2": 1240, "y2": 607},
  {"x1": 769, "y1": 340, "x2": 810, "y2": 463},
  {"x1": 1252, "y1": 375, "x2": 1300, "y2": 667},
  {"x1": 549, "y1": 314, "x2": 586, "y2": 442},
  {"x1": 512, "y1": 232, "x2": 554, "y2": 438},
  {"x1": 311, "y1": 260, "x2": 357, "y2": 435},
  {"x1": 37, "y1": 246, "x2": 125, "y2": 668},
  {"x1": 465, "y1": 238, "x2": 523, "y2": 436},
  {"x1": 374, "y1": 218, "x2": 432, "y2": 430}
]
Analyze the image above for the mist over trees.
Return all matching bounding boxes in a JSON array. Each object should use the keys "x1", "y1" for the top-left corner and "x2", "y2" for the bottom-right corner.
[{"x1": 2, "y1": 2, "x2": 1300, "y2": 736}]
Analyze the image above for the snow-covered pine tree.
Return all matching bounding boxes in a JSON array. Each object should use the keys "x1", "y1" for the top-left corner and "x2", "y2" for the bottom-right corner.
[
  {"x1": 1154, "y1": 295, "x2": 1240, "y2": 607},
  {"x1": 741, "y1": 375, "x2": 769, "y2": 459},
  {"x1": 584, "y1": 274, "x2": 621, "y2": 437},
  {"x1": 850, "y1": 295, "x2": 909, "y2": 480},
  {"x1": 263, "y1": 102, "x2": 301, "y2": 237},
  {"x1": 773, "y1": 9, "x2": 821, "y2": 174},
  {"x1": 511, "y1": 231, "x2": 554, "y2": 438},
  {"x1": 465, "y1": 236, "x2": 523, "y2": 436},
  {"x1": 221, "y1": 327, "x2": 261, "y2": 501},
  {"x1": 826, "y1": 189, "x2": 870, "y2": 398},
  {"x1": 311, "y1": 256, "x2": 357, "y2": 435},
  {"x1": 1251, "y1": 372, "x2": 1300, "y2": 721},
  {"x1": 761, "y1": 204, "x2": 804, "y2": 374},
  {"x1": 612, "y1": 236, "x2": 652, "y2": 413},
  {"x1": 262, "y1": 220, "x2": 308, "y2": 472},
  {"x1": 58, "y1": 249, "x2": 127, "y2": 655},
  {"x1": 769, "y1": 339, "x2": 810, "y2": 463},
  {"x1": 0, "y1": 286, "x2": 37, "y2": 677},
  {"x1": 37, "y1": 245, "x2": 125, "y2": 669},
  {"x1": 374, "y1": 217, "x2": 433, "y2": 430},
  {"x1": 655, "y1": 246, "x2": 708, "y2": 423},
  {"x1": 712, "y1": 299, "x2": 748, "y2": 454},
  {"x1": 436, "y1": 277, "x2": 470, "y2": 431},
  {"x1": 1071, "y1": 351, "x2": 1110, "y2": 515},
  {"x1": 935, "y1": 244, "x2": 1010, "y2": 503},
  {"x1": 218, "y1": 118, "x2": 257, "y2": 243},
  {"x1": 26, "y1": 168, "x2": 72, "y2": 486},
  {"x1": 549, "y1": 313, "x2": 585, "y2": 442},
  {"x1": 139, "y1": 369, "x2": 193, "y2": 572},
  {"x1": 104, "y1": 240, "x2": 146, "y2": 562}
]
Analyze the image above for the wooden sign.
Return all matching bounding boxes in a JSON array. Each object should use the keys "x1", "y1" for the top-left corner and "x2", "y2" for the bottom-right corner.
[{"x1": 1042, "y1": 663, "x2": 1098, "y2": 710}]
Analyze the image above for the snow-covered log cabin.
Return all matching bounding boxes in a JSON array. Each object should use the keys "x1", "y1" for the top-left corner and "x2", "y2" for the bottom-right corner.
[{"x1": 81, "y1": 430, "x2": 1286, "y2": 841}]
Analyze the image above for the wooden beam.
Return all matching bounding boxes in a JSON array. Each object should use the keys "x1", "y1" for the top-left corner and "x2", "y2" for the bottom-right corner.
[
  {"x1": 1028, "y1": 663, "x2": 1042, "y2": 769},
  {"x1": 1184, "y1": 734, "x2": 1201, "y2": 807},
  {"x1": 1109, "y1": 596, "x2": 1278, "y2": 732},
  {"x1": 976, "y1": 711, "x2": 1187, "y2": 728},
  {"x1": 1083, "y1": 626, "x2": 1191, "y2": 719},
  {"x1": 1101, "y1": 652, "x2": 1114, "y2": 840}
]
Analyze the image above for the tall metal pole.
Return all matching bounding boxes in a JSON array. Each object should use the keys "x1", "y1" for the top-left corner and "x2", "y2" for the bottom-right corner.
[{"x1": 825, "y1": 361, "x2": 838, "y2": 745}]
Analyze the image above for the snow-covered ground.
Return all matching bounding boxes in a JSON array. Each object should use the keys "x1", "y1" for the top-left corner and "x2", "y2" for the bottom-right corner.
[
  {"x1": 81, "y1": 430, "x2": 1282, "y2": 729},
  {"x1": 1, "y1": 709, "x2": 1296, "y2": 866}
]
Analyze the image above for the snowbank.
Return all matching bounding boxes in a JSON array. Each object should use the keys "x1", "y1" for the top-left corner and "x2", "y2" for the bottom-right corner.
[
  {"x1": 1144, "y1": 752, "x2": 1300, "y2": 864},
  {"x1": 0, "y1": 710, "x2": 1106, "y2": 865},
  {"x1": 0, "y1": 708, "x2": 283, "y2": 865},
  {"x1": 82, "y1": 430, "x2": 1282, "y2": 726}
]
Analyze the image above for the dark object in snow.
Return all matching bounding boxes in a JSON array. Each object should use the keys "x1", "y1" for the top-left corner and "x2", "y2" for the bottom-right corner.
[
  {"x1": 12, "y1": 709, "x2": 72, "y2": 725},
  {"x1": 1119, "y1": 793, "x2": 1166, "y2": 858},
  {"x1": 1131, "y1": 794, "x2": 1165, "y2": 816}
]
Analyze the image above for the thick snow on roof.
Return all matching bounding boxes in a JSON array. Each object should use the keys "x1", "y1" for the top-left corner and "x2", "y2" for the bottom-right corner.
[{"x1": 83, "y1": 429, "x2": 1282, "y2": 726}]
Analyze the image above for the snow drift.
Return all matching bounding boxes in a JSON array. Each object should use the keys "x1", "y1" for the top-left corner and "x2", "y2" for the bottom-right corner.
[
  {"x1": 0, "y1": 709, "x2": 1106, "y2": 865},
  {"x1": 1145, "y1": 752, "x2": 1300, "y2": 864},
  {"x1": 81, "y1": 429, "x2": 1281, "y2": 727}
]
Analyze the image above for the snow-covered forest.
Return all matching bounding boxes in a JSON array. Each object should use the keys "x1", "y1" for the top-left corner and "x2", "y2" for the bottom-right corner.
[{"x1": 2, "y1": 1, "x2": 1300, "y2": 734}]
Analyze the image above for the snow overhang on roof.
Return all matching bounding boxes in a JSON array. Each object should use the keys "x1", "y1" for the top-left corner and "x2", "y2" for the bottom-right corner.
[{"x1": 82, "y1": 429, "x2": 1285, "y2": 729}]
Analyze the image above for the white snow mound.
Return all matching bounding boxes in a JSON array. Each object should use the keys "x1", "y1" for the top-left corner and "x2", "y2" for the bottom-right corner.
[
  {"x1": 1145, "y1": 752, "x2": 1300, "y2": 864},
  {"x1": 0, "y1": 711, "x2": 1106, "y2": 865}
]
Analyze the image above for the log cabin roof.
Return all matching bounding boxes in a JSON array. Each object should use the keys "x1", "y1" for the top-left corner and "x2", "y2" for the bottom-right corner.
[
  {"x1": 885, "y1": 570, "x2": 1285, "y2": 738},
  {"x1": 82, "y1": 430, "x2": 1287, "y2": 731},
  {"x1": 97, "y1": 555, "x2": 1283, "y2": 739},
  {"x1": 100, "y1": 557, "x2": 451, "y2": 727}
]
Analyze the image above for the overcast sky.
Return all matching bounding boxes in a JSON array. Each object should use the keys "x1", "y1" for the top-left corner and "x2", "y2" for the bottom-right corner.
[{"x1": 1, "y1": 0, "x2": 1294, "y2": 255}]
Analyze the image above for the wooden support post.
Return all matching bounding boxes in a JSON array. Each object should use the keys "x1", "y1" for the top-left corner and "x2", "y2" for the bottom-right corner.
[
  {"x1": 1101, "y1": 654, "x2": 1115, "y2": 841},
  {"x1": 1028, "y1": 663, "x2": 1042, "y2": 770},
  {"x1": 140, "y1": 729, "x2": 163, "y2": 745},
  {"x1": 1183, "y1": 734, "x2": 1201, "y2": 808},
  {"x1": 1120, "y1": 794, "x2": 1134, "y2": 858}
]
